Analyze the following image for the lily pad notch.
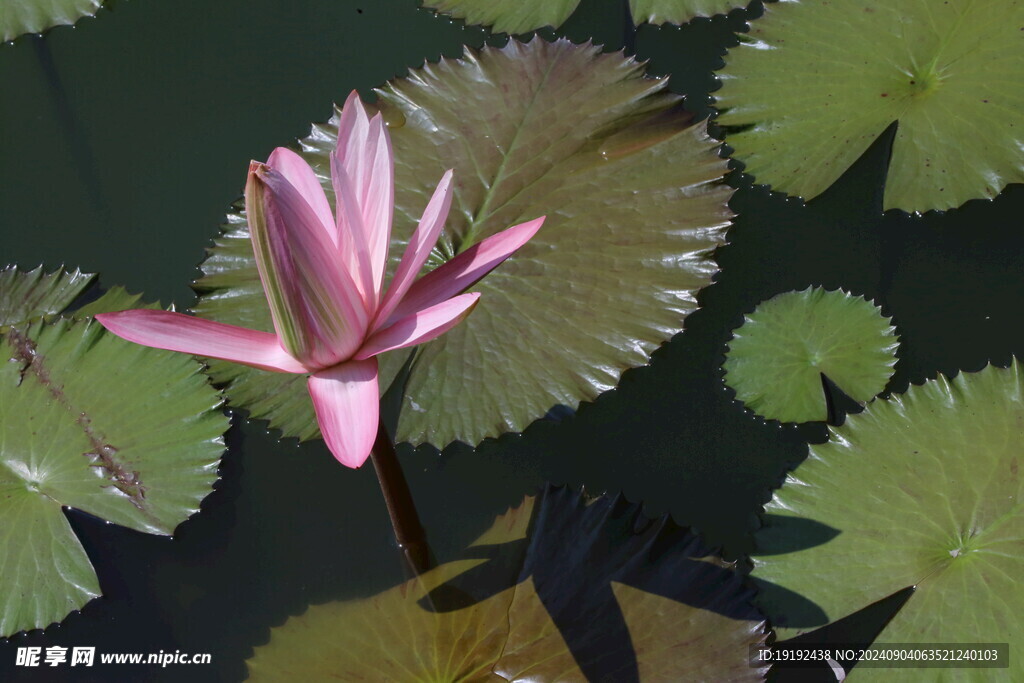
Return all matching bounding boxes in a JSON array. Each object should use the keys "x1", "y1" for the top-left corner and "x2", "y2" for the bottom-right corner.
[
  {"x1": 714, "y1": 0, "x2": 1024, "y2": 212},
  {"x1": 723, "y1": 287, "x2": 899, "y2": 424},
  {"x1": 752, "y1": 361, "x2": 1024, "y2": 680}
]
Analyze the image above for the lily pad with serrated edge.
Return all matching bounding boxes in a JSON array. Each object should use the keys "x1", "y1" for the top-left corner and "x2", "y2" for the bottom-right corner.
[
  {"x1": 0, "y1": 0, "x2": 103, "y2": 42},
  {"x1": 421, "y1": 0, "x2": 748, "y2": 34},
  {"x1": 714, "y1": 0, "x2": 1024, "y2": 213},
  {"x1": 246, "y1": 485, "x2": 767, "y2": 682},
  {"x1": 0, "y1": 268, "x2": 227, "y2": 637},
  {"x1": 72, "y1": 285, "x2": 161, "y2": 318},
  {"x1": 0, "y1": 265, "x2": 94, "y2": 327},
  {"x1": 723, "y1": 287, "x2": 898, "y2": 424},
  {"x1": 193, "y1": 38, "x2": 732, "y2": 449},
  {"x1": 752, "y1": 362, "x2": 1024, "y2": 680}
]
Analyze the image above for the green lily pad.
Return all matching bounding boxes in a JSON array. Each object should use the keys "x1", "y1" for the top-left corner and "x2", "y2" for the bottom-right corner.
[
  {"x1": 247, "y1": 486, "x2": 767, "y2": 681},
  {"x1": 0, "y1": 270, "x2": 227, "y2": 637},
  {"x1": 723, "y1": 287, "x2": 898, "y2": 423},
  {"x1": 715, "y1": 0, "x2": 1024, "y2": 212},
  {"x1": 194, "y1": 38, "x2": 732, "y2": 448},
  {"x1": 0, "y1": 265, "x2": 94, "y2": 328},
  {"x1": 421, "y1": 0, "x2": 747, "y2": 33},
  {"x1": 72, "y1": 285, "x2": 160, "y2": 319},
  {"x1": 629, "y1": 0, "x2": 749, "y2": 26},
  {"x1": 1, "y1": 0, "x2": 103, "y2": 42},
  {"x1": 752, "y1": 362, "x2": 1024, "y2": 679}
]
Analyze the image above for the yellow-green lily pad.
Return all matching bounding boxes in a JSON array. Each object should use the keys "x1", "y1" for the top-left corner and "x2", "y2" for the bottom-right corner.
[
  {"x1": 724, "y1": 287, "x2": 898, "y2": 423},
  {"x1": 0, "y1": 267, "x2": 226, "y2": 637},
  {"x1": 753, "y1": 362, "x2": 1024, "y2": 680},
  {"x1": 1, "y1": 0, "x2": 103, "y2": 42},
  {"x1": 715, "y1": 0, "x2": 1024, "y2": 212}
]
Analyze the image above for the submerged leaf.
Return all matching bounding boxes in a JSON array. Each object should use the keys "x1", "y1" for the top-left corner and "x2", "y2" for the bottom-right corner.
[
  {"x1": 247, "y1": 486, "x2": 766, "y2": 681},
  {"x1": 421, "y1": 0, "x2": 748, "y2": 33},
  {"x1": 194, "y1": 38, "x2": 732, "y2": 448},
  {"x1": 715, "y1": 0, "x2": 1024, "y2": 212},
  {"x1": 723, "y1": 287, "x2": 898, "y2": 423},
  {"x1": 752, "y1": 362, "x2": 1024, "y2": 679}
]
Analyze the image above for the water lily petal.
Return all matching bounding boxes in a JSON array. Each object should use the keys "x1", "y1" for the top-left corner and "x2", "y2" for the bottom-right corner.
[
  {"x1": 266, "y1": 147, "x2": 335, "y2": 244},
  {"x1": 374, "y1": 169, "x2": 454, "y2": 329},
  {"x1": 386, "y1": 216, "x2": 544, "y2": 324},
  {"x1": 334, "y1": 91, "x2": 394, "y2": 305},
  {"x1": 249, "y1": 163, "x2": 369, "y2": 367},
  {"x1": 331, "y1": 156, "x2": 376, "y2": 307},
  {"x1": 363, "y1": 114, "x2": 394, "y2": 300},
  {"x1": 95, "y1": 309, "x2": 308, "y2": 373},
  {"x1": 355, "y1": 292, "x2": 480, "y2": 360},
  {"x1": 307, "y1": 358, "x2": 379, "y2": 468}
]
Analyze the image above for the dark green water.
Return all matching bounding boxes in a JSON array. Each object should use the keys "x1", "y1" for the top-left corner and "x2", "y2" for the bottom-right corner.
[{"x1": 1, "y1": 0, "x2": 1021, "y2": 680}]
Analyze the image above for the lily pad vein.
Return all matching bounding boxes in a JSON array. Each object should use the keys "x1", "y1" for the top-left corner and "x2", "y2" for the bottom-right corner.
[{"x1": 5, "y1": 327, "x2": 150, "y2": 512}]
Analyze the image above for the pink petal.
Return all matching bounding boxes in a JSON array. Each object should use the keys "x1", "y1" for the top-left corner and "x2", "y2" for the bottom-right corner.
[
  {"x1": 386, "y1": 216, "x2": 545, "y2": 324},
  {"x1": 355, "y1": 292, "x2": 480, "y2": 360},
  {"x1": 363, "y1": 115, "x2": 394, "y2": 299},
  {"x1": 266, "y1": 147, "x2": 335, "y2": 244},
  {"x1": 250, "y1": 163, "x2": 369, "y2": 367},
  {"x1": 94, "y1": 309, "x2": 308, "y2": 373},
  {"x1": 331, "y1": 155, "x2": 376, "y2": 305},
  {"x1": 307, "y1": 358, "x2": 379, "y2": 468},
  {"x1": 373, "y1": 169, "x2": 454, "y2": 330},
  {"x1": 334, "y1": 91, "x2": 394, "y2": 305}
]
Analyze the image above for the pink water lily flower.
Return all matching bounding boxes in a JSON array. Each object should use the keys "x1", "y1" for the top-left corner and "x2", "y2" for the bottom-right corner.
[{"x1": 97, "y1": 91, "x2": 543, "y2": 468}]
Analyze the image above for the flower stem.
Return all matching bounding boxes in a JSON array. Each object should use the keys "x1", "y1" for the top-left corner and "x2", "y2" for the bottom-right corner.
[{"x1": 370, "y1": 421, "x2": 434, "y2": 577}]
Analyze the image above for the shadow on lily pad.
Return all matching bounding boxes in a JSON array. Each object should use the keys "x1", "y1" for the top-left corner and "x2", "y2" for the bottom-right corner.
[
  {"x1": 754, "y1": 514, "x2": 841, "y2": 557},
  {"x1": 422, "y1": 484, "x2": 768, "y2": 682},
  {"x1": 246, "y1": 484, "x2": 769, "y2": 682}
]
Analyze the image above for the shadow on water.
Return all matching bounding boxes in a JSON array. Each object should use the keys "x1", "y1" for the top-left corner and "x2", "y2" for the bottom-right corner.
[{"x1": 30, "y1": 35, "x2": 109, "y2": 216}]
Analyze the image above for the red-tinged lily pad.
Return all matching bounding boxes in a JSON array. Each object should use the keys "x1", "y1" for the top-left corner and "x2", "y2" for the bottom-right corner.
[
  {"x1": 0, "y1": 267, "x2": 226, "y2": 637},
  {"x1": 194, "y1": 38, "x2": 732, "y2": 450},
  {"x1": 715, "y1": 0, "x2": 1024, "y2": 213},
  {"x1": 421, "y1": 0, "x2": 749, "y2": 34},
  {"x1": 247, "y1": 486, "x2": 767, "y2": 682},
  {"x1": 752, "y1": 362, "x2": 1024, "y2": 679}
]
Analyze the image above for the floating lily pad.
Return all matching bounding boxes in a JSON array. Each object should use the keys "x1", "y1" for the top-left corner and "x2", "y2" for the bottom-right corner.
[
  {"x1": 422, "y1": 0, "x2": 748, "y2": 33},
  {"x1": 752, "y1": 362, "x2": 1024, "y2": 679},
  {"x1": 0, "y1": 265, "x2": 94, "y2": 327},
  {"x1": 0, "y1": 269, "x2": 226, "y2": 636},
  {"x1": 629, "y1": 0, "x2": 749, "y2": 26},
  {"x1": 723, "y1": 287, "x2": 898, "y2": 423},
  {"x1": 72, "y1": 285, "x2": 160, "y2": 319},
  {"x1": 194, "y1": 38, "x2": 732, "y2": 448},
  {"x1": 1, "y1": 0, "x2": 103, "y2": 42},
  {"x1": 248, "y1": 486, "x2": 766, "y2": 681},
  {"x1": 715, "y1": 0, "x2": 1024, "y2": 212}
]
